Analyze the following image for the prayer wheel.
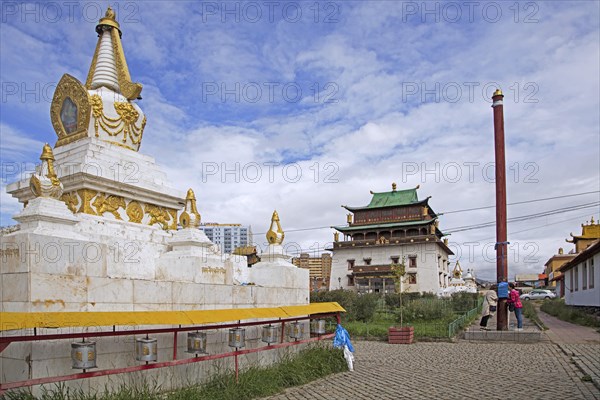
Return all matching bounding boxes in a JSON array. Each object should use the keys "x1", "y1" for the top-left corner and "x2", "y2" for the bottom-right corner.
[
  {"x1": 186, "y1": 332, "x2": 207, "y2": 354},
  {"x1": 228, "y1": 328, "x2": 245, "y2": 348},
  {"x1": 261, "y1": 325, "x2": 278, "y2": 344},
  {"x1": 71, "y1": 341, "x2": 97, "y2": 369},
  {"x1": 135, "y1": 338, "x2": 157, "y2": 362}
]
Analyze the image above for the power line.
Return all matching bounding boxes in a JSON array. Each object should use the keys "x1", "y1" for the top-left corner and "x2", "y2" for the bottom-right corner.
[
  {"x1": 445, "y1": 202, "x2": 600, "y2": 234},
  {"x1": 477, "y1": 211, "x2": 597, "y2": 242},
  {"x1": 253, "y1": 190, "x2": 600, "y2": 237},
  {"x1": 441, "y1": 190, "x2": 600, "y2": 215}
]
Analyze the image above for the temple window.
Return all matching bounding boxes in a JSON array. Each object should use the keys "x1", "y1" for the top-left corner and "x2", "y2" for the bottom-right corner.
[
  {"x1": 408, "y1": 273, "x2": 417, "y2": 284},
  {"x1": 409, "y1": 255, "x2": 417, "y2": 268},
  {"x1": 363, "y1": 257, "x2": 372, "y2": 266},
  {"x1": 391, "y1": 256, "x2": 399, "y2": 264},
  {"x1": 347, "y1": 259, "x2": 355, "y2": 270}
]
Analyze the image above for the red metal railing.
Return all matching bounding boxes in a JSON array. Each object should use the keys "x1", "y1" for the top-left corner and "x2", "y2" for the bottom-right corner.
[{"x1": 0, "y1": 312, "x2": 341, "y2": 394}]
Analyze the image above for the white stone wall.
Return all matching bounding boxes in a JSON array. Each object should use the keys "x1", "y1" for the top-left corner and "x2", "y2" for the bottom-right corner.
[{"x1": 1, "y1": 207, "x2": 309, "y2": 394}]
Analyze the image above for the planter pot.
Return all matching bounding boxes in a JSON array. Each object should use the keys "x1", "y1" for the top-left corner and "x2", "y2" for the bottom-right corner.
[{"x1": 388, "y1": 326, "x2": 414, "y2": 344}]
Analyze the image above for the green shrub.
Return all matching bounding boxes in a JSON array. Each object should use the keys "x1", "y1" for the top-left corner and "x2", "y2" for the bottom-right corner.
[
  {"x1": 522, "y1": 301, "x2": 547, "y2": 329},
  {"x1": 353, "y1": 293, "x2": 380, "y2": 322},
  {"x1": 449, "y1": 292, "x2": 479, "y2": 312},
  {"x1": 384, "y1": 292, "x2": 434, "y2": 308},
  {"x1": 400, "y1": 299, "x2": 454, "y2": 322},
  {"x1": 311, "y1": 289, "x2": 357, "y2": 321},
  {"x1": 541, "y1": 299, "x2": 600, "y2": 328}
]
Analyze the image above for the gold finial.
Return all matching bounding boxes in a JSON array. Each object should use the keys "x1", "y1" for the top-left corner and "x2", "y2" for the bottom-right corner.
[
  {"x1": 40, "y1": 143, "x2": 55, "y2": 161},
  {"x1": 392, "y1": 182, "x2": 397, "y2": 191},
  {"x1": 443, "y1": 238, "x2": 449, "y2": 246},
  {"x1": 266, "y1": 210, "x2": 285, "y2": 245},
  {"x1": 105, "y1": 6, "x2": 116, "y2": 19},
  {"x1": 179, "y1": 188, "x2": 201, "y2": 228},
  {"x1": 186, "y1": 188, "x2": 196, "y2": 201},
  {"x1": 334, "y1": 232, "x2": 340, "y2": 242},
  {"x1": 591, "y1": 216, "x2": 595, "y2": 225},
  {"x1": 97, "y1": 6, "x2": 120, "y2": 30},
  {"x1": 493, "y1": 88, "x2": 503, "y2": 96},
  {"x1": 558, "y1": 247, "x2": 564, "y2": 255}
]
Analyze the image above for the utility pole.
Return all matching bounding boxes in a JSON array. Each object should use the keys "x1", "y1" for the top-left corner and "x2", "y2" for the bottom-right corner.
[{"x1": 492, "y1": 89, "x2": 509, "y2": 331}]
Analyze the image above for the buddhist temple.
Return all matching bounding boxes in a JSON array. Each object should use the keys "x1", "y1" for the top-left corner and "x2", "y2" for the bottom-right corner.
[
  {"x1": 566, "y1": 217, "x2": 600, "y2": 253},
  {"x1": 329, "y1": 184, "x2": 454, "y2": 294}
]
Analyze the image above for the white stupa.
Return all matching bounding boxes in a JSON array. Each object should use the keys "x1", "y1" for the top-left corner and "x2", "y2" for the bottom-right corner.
[{"x1": 439, "y1": 262, "x2": 478, "y2": 296}]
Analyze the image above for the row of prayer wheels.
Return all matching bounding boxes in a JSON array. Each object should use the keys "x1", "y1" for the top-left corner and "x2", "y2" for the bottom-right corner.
[{"x1": 70, "y1": 320, "x2": 328, "y2": 369}]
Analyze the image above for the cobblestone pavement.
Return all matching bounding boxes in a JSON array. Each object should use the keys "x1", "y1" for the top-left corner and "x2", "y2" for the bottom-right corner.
[
  {"x1": 263, "y1": 341, "x2": 600, "y2": 400},
  {"x1": 537, "y1": 309, "x2": 600, "y2": 390}
]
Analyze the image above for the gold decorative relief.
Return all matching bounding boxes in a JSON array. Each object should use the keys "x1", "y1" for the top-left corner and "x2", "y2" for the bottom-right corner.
[
  {"x1": 89, "y1": 94, "x2": 146, "y2": 150},
  {"x1": 60, "y1": 192, "x2": 79, "y2": 213},
  {"x1": 51, "y1": 74, "x2": 91, "y2": 148},
  {"x1": 126, "y1": 201, "x2": 144, "y2": 223},
  {"x1": 93, "y1": 193, "x2": 125, "y2": 219},
  {"x1": 168, "y1": 209, "x2": 178, "y2": 230},
  {"x1": 145, "y1": 204, "x2": 170, "y2": 230},
  {"x1": 77, "y1": 189, "x2": 97, "y2": 215}
]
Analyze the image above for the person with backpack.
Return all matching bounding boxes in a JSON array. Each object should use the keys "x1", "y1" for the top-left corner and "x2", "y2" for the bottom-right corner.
[{"x1": 507, "y1": 282, "x2": 523, "y2": 331}]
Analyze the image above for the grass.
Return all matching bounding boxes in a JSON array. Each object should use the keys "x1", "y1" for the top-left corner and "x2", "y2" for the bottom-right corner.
[
  {"x1": 522, "y1": 301, "x2": 548, "y2": 330},
  {"x1": 1, "y1": 345, "x2": 347, "y2": 400},
  {"x1": 341, "y1": 311, "x2": 465, "y2": 340},
  {"x1": 540, "y1": 299, "x2": 600, "y2": 328}
]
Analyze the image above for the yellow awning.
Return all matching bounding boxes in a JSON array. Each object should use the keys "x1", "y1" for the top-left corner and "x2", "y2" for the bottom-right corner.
[{"x1": 0, "y1": 302, "x2": 345, "y2": 331}]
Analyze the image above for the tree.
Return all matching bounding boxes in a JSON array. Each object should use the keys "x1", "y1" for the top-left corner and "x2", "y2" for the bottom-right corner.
[{"x1": 391, "y1": 257, "x2": 407, "y2": 327}]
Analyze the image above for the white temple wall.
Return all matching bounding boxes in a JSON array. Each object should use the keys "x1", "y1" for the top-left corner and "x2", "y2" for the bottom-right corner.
[{"x1": 330, "y1": 242, "x2": 450, "y2": 294}]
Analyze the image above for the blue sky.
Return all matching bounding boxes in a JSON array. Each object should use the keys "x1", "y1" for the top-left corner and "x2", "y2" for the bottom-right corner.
[{"x1": 1, "y1": 1, "x2": 599, "y2": 280}]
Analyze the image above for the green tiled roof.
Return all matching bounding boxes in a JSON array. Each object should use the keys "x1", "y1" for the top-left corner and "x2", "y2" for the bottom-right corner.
[
  {"x1": 344, "y1": 187, "x2": 429, "y2": 212},
  {"x1": 367, "y1": 188, "x2": 418, "y2": 208}
]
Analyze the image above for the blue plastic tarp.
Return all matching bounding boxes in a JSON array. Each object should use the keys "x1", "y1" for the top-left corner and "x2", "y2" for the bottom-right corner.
[{"x1": 333, "y1": 324, "x2": 354, "y2": 353}]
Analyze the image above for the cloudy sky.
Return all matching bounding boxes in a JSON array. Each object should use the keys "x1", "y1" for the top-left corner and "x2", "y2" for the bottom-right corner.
[{"x1": 1, "y1": 1, "x2": 599, "y2": 281}]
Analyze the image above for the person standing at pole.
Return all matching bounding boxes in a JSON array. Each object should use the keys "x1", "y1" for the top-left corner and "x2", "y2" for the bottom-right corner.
[
  {"x1": 480, "y1": 285, "x2": 498, "y2": 330},
  {"x1": 507, "y1": 283, "x2": 523, "y2": 331}
]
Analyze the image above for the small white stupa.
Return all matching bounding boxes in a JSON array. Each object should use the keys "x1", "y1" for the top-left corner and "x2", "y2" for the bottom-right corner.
[{"x1": 440, "y1": 262, "x2": 477, "y2": 296}]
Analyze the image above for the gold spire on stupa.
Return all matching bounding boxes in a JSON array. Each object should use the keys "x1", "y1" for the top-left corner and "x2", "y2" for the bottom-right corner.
[
  {"x1": 30, "y1": 143, "x2": 63, "y2": 199},
  {"x1": 266, "y1": 210, "x2": 285, "y2": 245},
  {"x1": 85, "y1": 6, "x2": 143, "y2": 100},
  {"x1": 179, "y1": 188, "x2": 201, "y2": 228}
]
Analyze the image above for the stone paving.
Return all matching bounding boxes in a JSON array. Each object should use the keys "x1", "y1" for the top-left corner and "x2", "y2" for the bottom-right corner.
[
  {"x1": 263, "y1": 340, "x2": 600, "y2": 400},
  {"x1": 536, "y1": 310, "x2": 600, "y2": 391},
  {"x1": 263, "y1": 309, "x2": 600, "y2": 400}
]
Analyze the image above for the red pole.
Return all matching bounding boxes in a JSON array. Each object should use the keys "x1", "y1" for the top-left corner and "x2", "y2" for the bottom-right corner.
[
  {"x1": 173, "y1": 331, "x2": 178, "y2": 360},
  {"x1": 235, "y1": 351, "x2": 239, "y2": 383},
  {"x1": 492, "y1": 88, "x2": 509, "y2": 330}
]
